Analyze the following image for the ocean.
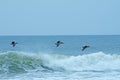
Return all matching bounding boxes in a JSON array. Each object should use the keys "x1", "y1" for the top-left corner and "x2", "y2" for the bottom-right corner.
[{"x1": 0, "y1": 35, "x2": 120, "y2": 80}]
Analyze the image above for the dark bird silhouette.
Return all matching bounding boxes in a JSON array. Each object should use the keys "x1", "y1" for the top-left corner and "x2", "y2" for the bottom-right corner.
[
  {"x1": 10, "y1": 41, "x2": 18, "y2": 47},
  {"x1": 82, "y1": 45, "x2": 90, "y2": 51},
  {"x1": 55, "y1": 41, "x2": 64, "y2": 47}
]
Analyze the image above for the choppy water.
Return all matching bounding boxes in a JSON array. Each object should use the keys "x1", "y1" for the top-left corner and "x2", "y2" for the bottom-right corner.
[{"x1": 0, "y1": 35, "x2": 120, "y2": 80}]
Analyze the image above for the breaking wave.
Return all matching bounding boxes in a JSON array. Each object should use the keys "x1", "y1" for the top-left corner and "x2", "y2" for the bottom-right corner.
[{"x1": 0, "y1": 51, "x2": 120, "y2": 74}]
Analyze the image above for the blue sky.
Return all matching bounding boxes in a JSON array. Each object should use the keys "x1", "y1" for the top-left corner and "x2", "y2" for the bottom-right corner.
[{"x1": 0, "y1": 0, "x2": 120, "y2": 35}]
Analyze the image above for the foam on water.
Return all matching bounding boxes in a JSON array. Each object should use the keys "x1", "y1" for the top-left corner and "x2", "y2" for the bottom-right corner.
[
  {"x1": 0, "y1": 51, "x2": 120, "y2": 73},
  {"x1": 0, "y1": 51, "x2": 120, "y2": 80}
]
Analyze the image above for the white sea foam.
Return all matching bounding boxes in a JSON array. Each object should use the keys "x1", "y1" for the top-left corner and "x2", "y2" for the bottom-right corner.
[{"x1": 0, "y1": 51, "x2": 120, "y2": 80}]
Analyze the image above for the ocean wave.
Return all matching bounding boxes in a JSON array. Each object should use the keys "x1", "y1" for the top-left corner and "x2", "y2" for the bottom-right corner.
[{"x1": 0, "y1": 51, "x2": 120, "y2": 74}]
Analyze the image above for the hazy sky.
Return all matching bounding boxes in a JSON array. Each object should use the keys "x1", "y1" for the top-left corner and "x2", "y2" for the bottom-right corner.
[{"x1": 0, "y1": 0, "x2": 120, "y2": 35}]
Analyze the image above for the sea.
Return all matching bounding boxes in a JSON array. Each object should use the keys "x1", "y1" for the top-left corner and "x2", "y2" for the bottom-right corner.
[{"x1": 0, "y1": 35, "x2": 120, "y2": 80}]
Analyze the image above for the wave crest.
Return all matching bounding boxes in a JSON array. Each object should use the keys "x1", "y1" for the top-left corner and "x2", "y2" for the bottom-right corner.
[
  {"x1": 0, "y1": 51, "x2": 120, "y2": 74},
  {"x1": 0, "y1": 52, "x2": 43, "y2": 73}
]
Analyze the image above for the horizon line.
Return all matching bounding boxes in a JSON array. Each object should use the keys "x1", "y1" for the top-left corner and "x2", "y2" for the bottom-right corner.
[{"x1": 0, "y1": 34, "x2": 120, "y2": 36}]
